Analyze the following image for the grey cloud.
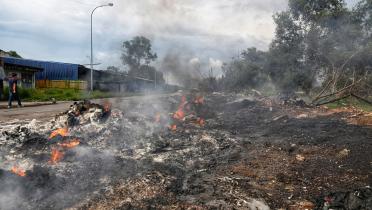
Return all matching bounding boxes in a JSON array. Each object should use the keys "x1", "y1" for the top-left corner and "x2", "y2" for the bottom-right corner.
[{"x1": 0, "y1": 0, "x2": 289, "y2": 75}]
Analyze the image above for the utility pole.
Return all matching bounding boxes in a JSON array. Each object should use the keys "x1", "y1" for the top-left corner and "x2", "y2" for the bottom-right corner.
[{"x1": 90, "y1": 3, "x2": 113, "y2": 91}]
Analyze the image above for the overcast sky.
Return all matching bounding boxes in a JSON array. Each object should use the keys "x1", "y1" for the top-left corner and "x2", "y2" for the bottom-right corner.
[{"x1": 0, "y1": 0, "x2": 361, "y2": 76}]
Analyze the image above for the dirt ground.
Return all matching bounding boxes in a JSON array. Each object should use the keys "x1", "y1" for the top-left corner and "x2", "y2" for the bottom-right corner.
[
  {"x1": 0, "y1": 92, "x2": 371, "y2": 210},
  {"x1": 77, "y1": 93, "x2": 372, "y2": 209}
]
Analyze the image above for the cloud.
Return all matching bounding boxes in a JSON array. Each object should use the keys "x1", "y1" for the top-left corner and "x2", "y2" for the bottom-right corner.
[{"x1": 0, "y1": 0, "x2": 288, "y2": 74}]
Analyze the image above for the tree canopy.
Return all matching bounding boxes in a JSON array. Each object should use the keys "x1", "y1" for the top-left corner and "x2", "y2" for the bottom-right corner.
[
  {"x1": 220, "y1": 0, "x2": 372, "y2": 95},
  {"x1": 121, "y1": 36, "x2": 157, "y2": 70},
  {"x1": 120, "y1": 36, "x2": 164, "y2": 85}
]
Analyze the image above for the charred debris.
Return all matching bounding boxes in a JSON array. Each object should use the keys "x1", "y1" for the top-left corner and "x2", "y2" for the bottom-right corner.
[{"x1": 0, "y1": 91, "x2": 371, "y2": 209}]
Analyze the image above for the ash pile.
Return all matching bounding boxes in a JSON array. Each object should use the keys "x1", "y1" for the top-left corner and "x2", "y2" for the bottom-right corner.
[
  {"x1": 0, "y1": 93, "x2": 265, "y2": 209},
  {"x1": 0, "y1": 92, "x2": 371, "y2": 209}
]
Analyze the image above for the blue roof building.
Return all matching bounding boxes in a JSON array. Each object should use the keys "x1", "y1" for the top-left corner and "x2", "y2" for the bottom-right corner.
[{"x1": 1, "y1": 56, "x2": 80, "y2": 80}]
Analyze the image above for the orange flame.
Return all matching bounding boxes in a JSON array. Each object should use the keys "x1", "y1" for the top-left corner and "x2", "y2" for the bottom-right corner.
[
  {"x1": 196, "y1": 118, "x2": 205, "y2": 126},
  {"x1": 173, "y1": 109, "x2": 185, "y2": 120},
  {"x1": 49, "y1": 127, "x2": 68, "y2": 139},
  {"x1": 10, "y1": 166, "x2": 26, "y2": 177},
  {"x1": 103, "y1": 101, "x2": 112, "y2": 112},
  {"x1": 169, "y1": 124, "x2": 177, "y2": 131},
  {"x1": 49, "y1": 148, "x2": 64, "y2": 164},
  {"x1": 194, "y1": 96, "x2": 204, "y2": 104},
  {"x1": 173, "y1": 96, "x2": 188, "y2": 121},
  {"x1": 58, "y1": 139, "x2": 80, "y2": 149}
]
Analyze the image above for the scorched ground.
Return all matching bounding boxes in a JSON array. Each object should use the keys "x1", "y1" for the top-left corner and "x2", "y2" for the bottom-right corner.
[{"x1": 0, "y1": 92, "x2": 371, "y2": 209}]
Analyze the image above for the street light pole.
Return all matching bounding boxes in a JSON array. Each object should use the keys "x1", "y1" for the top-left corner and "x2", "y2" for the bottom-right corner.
[{"x1": 90, "y1": 3, "x2": 113, "y2": 91}]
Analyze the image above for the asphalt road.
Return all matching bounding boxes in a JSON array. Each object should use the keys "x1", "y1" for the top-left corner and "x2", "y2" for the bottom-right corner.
[
  {"x1": 0, "y1": 102, "x2": 72, "y2": 122},
  {"x1": 0, "y1": 93, "x2": 179, "y2": 122}
]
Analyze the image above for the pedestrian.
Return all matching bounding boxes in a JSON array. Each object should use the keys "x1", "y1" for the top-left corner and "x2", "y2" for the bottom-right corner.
[
  {"x1": 6, "y1": 73, "x2": 22, "y2": 108},
  {"x1": 0, "y1": 58, "x2": 5, "y2": 100}
]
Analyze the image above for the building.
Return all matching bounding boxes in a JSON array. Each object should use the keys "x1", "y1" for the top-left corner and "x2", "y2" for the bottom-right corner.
[
  {"x1": 0, "y1": 56, "x2": 166, "y2": 91},
  {"x1": 0, "y1": 56, "x2": 43, "y2": 88},
  {"x1": 0, "y1": 56, "x2": 90, "y2": 89},
  {"x1": 2, "y1": 56, "x2": 85, "y2": 81},
  {"x1": 83, "y1": 69, "x2": 157, "y2": 92}
]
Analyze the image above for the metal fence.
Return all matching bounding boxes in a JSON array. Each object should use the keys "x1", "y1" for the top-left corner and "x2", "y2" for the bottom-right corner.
[{"x1": 36, "y1": 80, "x2": 87, "y2": 90}]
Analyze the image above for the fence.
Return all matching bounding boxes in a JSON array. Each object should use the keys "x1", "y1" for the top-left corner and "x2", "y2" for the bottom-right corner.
[{"x1": 36, "y1": 80, "x2": 87, "y2": 90}]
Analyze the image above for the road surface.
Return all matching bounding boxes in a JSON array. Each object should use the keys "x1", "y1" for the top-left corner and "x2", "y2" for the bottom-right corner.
[{"x1": 0, "y1": 93, "x2": 178, "y2": 122}]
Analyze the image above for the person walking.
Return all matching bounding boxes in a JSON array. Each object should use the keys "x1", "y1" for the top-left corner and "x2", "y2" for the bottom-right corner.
[{"x1": 7, "y1": 73, "x2": 22, "y2": 108}]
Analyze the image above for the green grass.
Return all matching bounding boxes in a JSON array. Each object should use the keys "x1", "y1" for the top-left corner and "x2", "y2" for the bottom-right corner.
[
  {"x1": 0, "y1": 87, "x2": 175, "y2": 102},
  {"x1": 1, "y1": 87, "x2": 117, "y2": 102},
  {"x1": 326, "y1": 97, "x2": 372, "y2": 112}
]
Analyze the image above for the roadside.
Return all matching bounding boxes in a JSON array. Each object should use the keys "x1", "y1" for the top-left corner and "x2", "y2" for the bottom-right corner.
[
  {"x1": 0, "y1": 102, "x2": 71, "y2": 122},
  {"x1": 0, "y1": 92, "x2": 179, "y2": 122}
]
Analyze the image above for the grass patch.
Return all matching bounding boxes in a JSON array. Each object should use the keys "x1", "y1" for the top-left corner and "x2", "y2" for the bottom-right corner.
[
  {"x1": 326, "y1": 97, "x2": 372, "y2": 112},
  {"x1": 1, "y1": 87, "x2": 117, "y2": 102}
]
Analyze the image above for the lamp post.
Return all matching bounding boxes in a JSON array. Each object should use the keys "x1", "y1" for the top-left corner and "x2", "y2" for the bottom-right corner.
[{"x1": 90, "y1": 3, "x2": 113, "y2": 91}]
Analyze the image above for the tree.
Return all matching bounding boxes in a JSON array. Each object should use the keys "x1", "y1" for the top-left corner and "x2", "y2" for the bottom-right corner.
[
  {"x1": 106, "y1": 66, "x2": 120, "y2": 73},
  {"x1": 120, "y1": 36, "x2": 165, "y2": 85},
  {"x1": 286, "y1": 0, "x2": 372, "y2": 103},
  {"x1": 289, "y1": 0, "x2": 347, "y2": 25},
  {"x1": 221, "y1": 48, "x2": 268, "y2": 90},
  {"x1": 121, "y1": 36, "x2": 157, "y2": 70},
  {"x1": 0, "y1": 50, "x2": 22, "y2": 58},
  {"x1": 8, "y1": 51, "x2": 22, "y2": 58},
  {"x1": 221, "y1": 0, "x2": 372, "y2": 96},
  {"x1": 267, "y1": 11, "x2": 313, "y2": 92}
]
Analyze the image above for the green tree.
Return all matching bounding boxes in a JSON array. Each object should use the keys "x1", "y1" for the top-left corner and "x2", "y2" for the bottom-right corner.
[
  {"x1": 221, "y1": 48, "x2": 268, "y2": 90},
  {"x1": 121, "y1": 36, "x2": 157, "y2": 70},
  {"x1": 8, "y1": 51, "x2": 22, "y2": 58},
  {"x1": 289, "y1": 0, "x2": 347, "y2": 25},
  {"x1": 121, "y1": 36, "x2": 165, "y2": 85},
  {"x1": 267, "y1": 11, "x2": 313, "y2": 92},
  {"x1": 221, "y1": 0, "x2": 372, "y2": 95}
]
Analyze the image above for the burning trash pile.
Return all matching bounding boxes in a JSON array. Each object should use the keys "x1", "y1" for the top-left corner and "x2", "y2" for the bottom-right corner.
[{"x1": 0, "y1": 92, "x2": 371, "y2": 209}]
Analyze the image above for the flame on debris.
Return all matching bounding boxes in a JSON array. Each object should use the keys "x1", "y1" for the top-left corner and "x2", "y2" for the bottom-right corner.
[
  {"x1": 10, "y1": 166, "x2": 26, "y2": 177},
  {"x1": 169, "y1": 124, "x2": 177, "y2": 131},
  {"x1": 49, "y1": 148, "x2": 64, "y2": 164},
  {"x1": 58, "y1": 139, "x2": 80, "y2": 149},
  {"x1": 173, "y1": 96, "x2": 187, "y2": 121},
  {"x1": 196, "y1": 117, "x2": 205, "y2": 126},
  {"x1": 49, "y1": 127, "x2": 68, "y2": 139},
  {"x1": 103, "y1": 101, "x2": 112, "y2": 112},
  {"x1": 173, "y1": 109, "x2": 185, "y2": 121},
  {"x1": 194, "y1": 96, "x2": 204, "y2": 104}
]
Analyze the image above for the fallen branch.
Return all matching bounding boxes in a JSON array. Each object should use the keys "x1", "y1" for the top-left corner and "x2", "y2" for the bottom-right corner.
[
  {"x1": 315, "y1": 94, "x2": 351, "y2": 106},
  {"x1": 313, "y1": 77, "x2": 364, "y2": 103},
  {"x1": 313, "y1": 78, "x2": 334, "y2": 102},
  {"x1": 351, "y1": 93, "x2": 372, "y2": 105}
]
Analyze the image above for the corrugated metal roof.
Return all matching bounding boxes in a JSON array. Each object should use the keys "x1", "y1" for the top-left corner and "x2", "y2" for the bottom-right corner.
[{"x1": 1, "y1": 56, "x2": 79, "y2": 80}]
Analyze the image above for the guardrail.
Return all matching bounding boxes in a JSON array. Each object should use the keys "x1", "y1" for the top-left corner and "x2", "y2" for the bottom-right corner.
[{"x1": 36, "y1": 80, "x2": 87, "y2": 90}]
